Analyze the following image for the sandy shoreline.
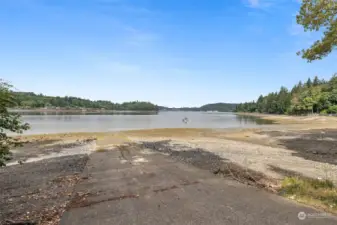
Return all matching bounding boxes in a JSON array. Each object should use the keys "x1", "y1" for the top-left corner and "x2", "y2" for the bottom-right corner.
[{"x1": 235, "y1": 112, "x2": 337, "y2": 127}]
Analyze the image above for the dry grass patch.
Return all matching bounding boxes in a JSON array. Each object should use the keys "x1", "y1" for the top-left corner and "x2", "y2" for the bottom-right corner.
[
  {"x1": 280, "y1": 177, "x2": 337, "y2": 213},
  {"x1": 95, "y1": 148, "x2": 109, "y2": 153}
]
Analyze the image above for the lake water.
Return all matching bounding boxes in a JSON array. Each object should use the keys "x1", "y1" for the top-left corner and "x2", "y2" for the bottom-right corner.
[{"x1": 19, "y1": 111, "x2": 273, "y2": 135}]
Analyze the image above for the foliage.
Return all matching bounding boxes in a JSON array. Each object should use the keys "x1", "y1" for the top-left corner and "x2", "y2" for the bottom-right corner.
[
  {"x1": 0, "y1": 82, "x2": 30, "y2": 166},
  {"x1": 12, "y1": 92, "x2": 158, "y2": 111},
  {"x1": 327, "y1": 105, "x2": 337, "y2": 114},
  {"x1": 297, "y1": 0, "x2": 337, "y2": 62},
  {"x1": 236, "y1": 74, "x2": 337, "y2": 115}
]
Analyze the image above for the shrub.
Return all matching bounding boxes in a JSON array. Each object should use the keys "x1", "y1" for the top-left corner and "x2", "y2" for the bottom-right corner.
[
  {"x1": 327, "y1": 105, "x2": 337, "y2": 114},
  {"x1": 0, "y1": 81, "x2": 30, "y2": 166}
]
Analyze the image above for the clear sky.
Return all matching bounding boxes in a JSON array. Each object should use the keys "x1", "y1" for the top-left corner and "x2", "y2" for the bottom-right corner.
[{"x1": 0, "y1": 0, "x2": 336, "y2": 107}]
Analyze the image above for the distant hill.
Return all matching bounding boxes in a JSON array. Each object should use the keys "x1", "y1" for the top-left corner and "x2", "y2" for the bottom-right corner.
[
  {"x1": 199, "y1": 103, "x2": 238, "y2": 112},
  {"x1": 11, "y1": 92, "x2": 158, "y2": 111},
  {"x1": 159, "y1": 103, "x2": 238, "y2": 112},
  {"x1": 11, "y1": 91, "x2": 237, "y2": 112}
]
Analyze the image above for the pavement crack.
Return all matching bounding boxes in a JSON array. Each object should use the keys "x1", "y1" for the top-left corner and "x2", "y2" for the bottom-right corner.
[
  {"x1": 68, "y1": 193, "x2": 140, "y2": 209},
  {"x1": 153, "y1": 185, "x2": 179, "y2": 193},
  {"x1": 68, "y1": 181, "x2": 200, "y2": 209},
  {"x1": 153, "y1": 181, "x2": 200, "y2": 193}
]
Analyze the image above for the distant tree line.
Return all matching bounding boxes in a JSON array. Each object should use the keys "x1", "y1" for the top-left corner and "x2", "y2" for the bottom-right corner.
[
  {"x1": 159, "y1": 103, "x2": 237, "y2": 112},
  {"x1": 236, "y1": 74, "x2": 337, "y2": 115},
  {"x1": 199, "y1": 103, "x2": 237, "y2": 112},
  {"x1": 12, "y1": 92, "x2": 158, "y2": 111}
]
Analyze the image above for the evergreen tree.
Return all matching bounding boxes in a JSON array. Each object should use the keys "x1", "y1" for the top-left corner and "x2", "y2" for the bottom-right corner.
[
  {"x1": 313, "y1": 76, "x2": 320, "y2": 86},
  {"x1": 306, "y1": 78, "x2": 312, "y2": 87},
  {"x1": 256, "y1": 95, "x2": 264, "y2": 113},
  {"x1": 298, "y1": 81, "x2": 303, "y2": 88},
  {"x1": 277, "y1": 87, "x2": 291, "y2": 114},
  {"x1": 297, "y1": 0, "x2": 337, "y2": 62}
]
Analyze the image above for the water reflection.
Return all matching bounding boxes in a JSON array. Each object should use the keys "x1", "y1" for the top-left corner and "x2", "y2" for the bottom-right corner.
[
  {"x1": 15, "y1": 112, "x2": 274, "y2": 135},
  {"x1": 235, "y1": 115, "x2": 274, "y2": 125}
]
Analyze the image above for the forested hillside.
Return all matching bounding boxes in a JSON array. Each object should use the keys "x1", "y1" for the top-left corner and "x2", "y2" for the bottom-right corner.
[
  {"x1": 13, "y1": 92, "x2": 237, "y2": 112},
  {"x1": 200, "y1": 103, "x2": 237, "y2": 112},
  {"x1": 236, "y1": 75, "x2": 337, "y2": 115},
  {"x1": 12, "y1": 92, "x2": 158, "y2": 111},
  {"x1": 159, "y1": 103, "x2": 237, "y2": 112}
]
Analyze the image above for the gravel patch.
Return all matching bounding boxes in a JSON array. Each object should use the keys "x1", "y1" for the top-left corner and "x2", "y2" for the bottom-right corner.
[{"x1": 0, "y1": 155, "x2": 89, "y2": 225}]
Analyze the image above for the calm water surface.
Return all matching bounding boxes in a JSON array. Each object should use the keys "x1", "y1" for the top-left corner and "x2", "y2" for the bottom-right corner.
[{"x1": 19, "y1": 111, "x2": 273, "y2": 135}]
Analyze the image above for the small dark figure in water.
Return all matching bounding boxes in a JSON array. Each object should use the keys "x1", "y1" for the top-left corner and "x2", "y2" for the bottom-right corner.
[{"x1": 182, "y1": 117, "x2": 189, "y2": 124}]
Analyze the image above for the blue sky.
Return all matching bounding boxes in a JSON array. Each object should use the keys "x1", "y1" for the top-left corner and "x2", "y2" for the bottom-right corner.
[{"x1": 0, "y1": 0, "x2": 336, "y2": 107}]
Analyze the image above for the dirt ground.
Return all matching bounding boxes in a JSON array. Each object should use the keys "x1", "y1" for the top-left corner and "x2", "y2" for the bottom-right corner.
[{"x1": 13, "y1": 125, "x2": 337, "y2": 183}]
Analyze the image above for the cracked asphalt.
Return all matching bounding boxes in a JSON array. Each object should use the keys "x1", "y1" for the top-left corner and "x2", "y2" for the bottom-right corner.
[{"x1": 60, "y1": 147, "x2": 337, "y2": 225}]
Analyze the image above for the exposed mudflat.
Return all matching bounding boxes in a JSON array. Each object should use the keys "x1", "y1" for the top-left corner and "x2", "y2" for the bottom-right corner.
[
  {"x1": 122, "y1": 128, "x2": 337, "y2": 184},
  {"x1": 12, "y1": 127, "x2": 337, "y2": 183},
  {"x1": 139, "y1": 141, "x2": 277, "y2": 189}
]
